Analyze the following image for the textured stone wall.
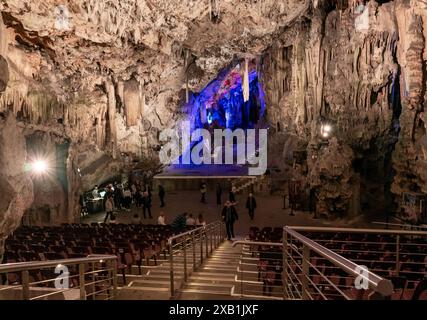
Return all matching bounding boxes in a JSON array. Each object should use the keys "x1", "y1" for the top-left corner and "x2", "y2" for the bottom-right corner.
[{"x1": 260, "y1": 0, "x2": 426, "y2": 218}]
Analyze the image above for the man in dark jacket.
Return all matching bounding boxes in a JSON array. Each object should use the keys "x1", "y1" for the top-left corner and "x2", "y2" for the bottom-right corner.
[
  {"x1": 221, "y1": 201, "x2": 238, "y2": 240},
  {"x1": 158, "y1": 184, "x2": 166, "y2": 207},
  {"x1": 246, "y1": 192, "x2": 257, "y2": 221},
  {"x1": 142, "y1": 192, "x2": 152, "y2": 219}
]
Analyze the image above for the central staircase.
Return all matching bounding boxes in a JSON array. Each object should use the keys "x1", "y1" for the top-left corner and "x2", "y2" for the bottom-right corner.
[{"x1": 117, "y1": 237, "x2": 283, "y2": 300}]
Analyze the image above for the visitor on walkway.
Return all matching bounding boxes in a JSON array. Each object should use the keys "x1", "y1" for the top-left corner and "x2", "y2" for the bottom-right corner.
[
  {"x1": 104, "y1": 195, "x2": 115, "y2": 223},
  {"x1": 246, "y1": 192, "x2": 257, "y2": 221},
  {"x1": 113, "y1": 182, "x2": 123, "y2": 210},
  {"x1": 221, "y1": 201, "x2": 238, "y2": 240},
  {"x1": 158, "y1": 211, "x2": 166, "y2": 225},
  {"x1": 200, "y1": 182, "x2": 207, "y2": 203},
  {"x1": 123, "y1": 188, "x2": 132, "y2": 210},
  {"x1": 142, "y1": 191, "x2": 152, "y2": 219},
  {"x1": 92, "y1": 185, "x2": 99, "y2": 198},
  {"x1": 186, "y1": 214, "x2": 196, "y2": 226},
  {"x1": 216, "y1": 183, "x2": 222, "y2": 205},
  {"x1": 131, "y1": 183, "x2": 137, "y2": 203},
  {"x1": 229, "y1": 186, "x2": 236, "y2": 202},
  {"x1": 158, "y1": 184, "x2": 166, "y2": 207},
  {"x1": 309, "y1": 187, "x2": 317, "y2": 219}
]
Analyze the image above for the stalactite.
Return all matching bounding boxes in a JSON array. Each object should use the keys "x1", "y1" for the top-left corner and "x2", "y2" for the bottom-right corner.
[
  {"x1": 123, "y1": 78, "x2": 141, "y2": 127},
  {"x1": 105, "y1": 80, "x2": 117, "y2": 158},
  {"x1": 242, "y1": 58, "x2": 250, "y2": 103},
  {"x1": 185, "y1": 49, "x2": 190, "y2": 103}
]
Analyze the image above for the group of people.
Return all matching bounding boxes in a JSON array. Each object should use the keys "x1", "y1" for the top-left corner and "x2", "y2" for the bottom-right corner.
[
  {"x1": 96, "y1": 179, "x2": 259, "y2": 233},
  {"x1": 169, "y1": 212, "x2": 207, "y2": 232},
  {"x1": 89, "y1": 180, "x2": 167, "y2": 223}
]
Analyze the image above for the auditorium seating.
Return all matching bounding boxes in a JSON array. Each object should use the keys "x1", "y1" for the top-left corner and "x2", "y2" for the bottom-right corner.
[
  {"x1": 2, "y1": 223, "x2": 196, "y2": 288},
  {"x1": 248, "y1": 226, "x2": 427, "y2": 300}
]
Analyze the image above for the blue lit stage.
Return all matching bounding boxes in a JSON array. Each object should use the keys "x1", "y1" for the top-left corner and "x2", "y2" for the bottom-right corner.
[{"x1": 155, "y1": 61, "x2": 267, "y2": 179}]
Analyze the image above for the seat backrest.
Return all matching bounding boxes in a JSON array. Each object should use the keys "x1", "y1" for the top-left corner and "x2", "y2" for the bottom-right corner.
[{"x1": 411, "y1": 279, "x2": 427, "y2": 300}]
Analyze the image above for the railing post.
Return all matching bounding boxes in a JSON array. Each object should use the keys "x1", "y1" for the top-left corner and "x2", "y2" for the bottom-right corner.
[
  {"x1": 396, "y1": 235, "x2": 400, "y2": 276},
  {"x1": 240, "y1": 243, "x2": 243, "y2": 298},
  {"x1": 22, "y1": 270, "x2": 30, "y2": 300},
  {"x1": 210, "y1": 227, "x2": 213, "y2": 253},
  {"x1": 183, "y1": 238, "x2": 187, "y2": 282},
  {"x1": 79, "y1": 263, "x2": 86, "y2": 300},
  {"x1": 112, "y1": 259, "x2": 117, "y2": 300},
  {"x1": 205, "y1": 227, "x2": 209, "y2": 258},
  {"x1": 169, "y1": 243, "x2": 175, "y2": 298},
  {"x1": 192, "y1": 233, "x2": 196, "y2": 271},
  {"x1": 301, "y1": 245, "x2": 310, "y2": 300},
  {"x1": 91, "y1": 262, "x2": 96, "y2": 300},
  {"x1": 283, "y1": 229, "x2": 288, "y2": 300},
  {"x1": 200, "y1": 229, "x2": 204, "y2": 264},
  {"x1": 217, "y1": 223, "x2": 221, "y2": 247}
]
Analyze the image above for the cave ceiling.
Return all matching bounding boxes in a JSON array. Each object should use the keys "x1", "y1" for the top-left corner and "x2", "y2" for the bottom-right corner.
[{"x1": 0, "y1": 0, "x2": 311, "y2": 101}]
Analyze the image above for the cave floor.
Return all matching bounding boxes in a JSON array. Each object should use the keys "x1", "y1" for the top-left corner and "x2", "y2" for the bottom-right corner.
[{"x1": 82, "y1": 190, "x2": 383, "y2": 235}]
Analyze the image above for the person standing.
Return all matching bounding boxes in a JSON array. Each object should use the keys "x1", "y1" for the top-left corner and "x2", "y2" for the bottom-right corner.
[
  {"x1": 196, "y1": 213, "x2": 206, "y2": 226},
  {"x1": 142, "y1": 191, "x2": 152, "y2": 219},
  {"x1": 157, "y1": 212, "x2": 166, "y2": 225},
  {"x1": 221, "y1": 201, "x2": 238, "y2": 240},
  {"x1": 309, "y1": 187, "x2": 317, "y2": 219},
  {"x1": 158, "y1": 184, "x2": 166, "y2": 207},
  {"x1": 216, "y1": 183, "x2": 222, "y2": 206},
  {"x1": 104, "y1": 195, "x2": 115, "y2": 223},
  {"x1": 246, "y1": 192, "x2": 257, "y2": 221},
  {"x1": 186, "y1": 214, "x2": 196, "y2": 226},
  {"x1": 92, "y1": 185, "x2": 100, "y2": 198},
  {"x1": 123, "y1": 188, "x2": 132, "y2": 211},
  {"x1": 200, "y1": 182, "x2": 207, "y2": 203},
  {"x1": 229, "y1": 186, "x2": 236, "y2": 202}
]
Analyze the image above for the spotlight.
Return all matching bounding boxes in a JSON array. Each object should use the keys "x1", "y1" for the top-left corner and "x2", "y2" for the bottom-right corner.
[
  {"x1": 323, "y1": 124, "x2": 332, "y2": 133},
  {"x1": 320, "y1": 123, "x2": 333, "y2": 139},
  {"x1": 32, "y1": 159, "x2": 48, "y2": 174}
]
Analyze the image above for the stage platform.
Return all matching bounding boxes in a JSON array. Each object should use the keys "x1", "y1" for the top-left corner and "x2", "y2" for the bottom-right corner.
[
  {"x1": 153, "y1": 163, "x2": 254, "y2": 179},
  {"x1": 152, "y1": 163, "x2": 257, "y2": 191}
]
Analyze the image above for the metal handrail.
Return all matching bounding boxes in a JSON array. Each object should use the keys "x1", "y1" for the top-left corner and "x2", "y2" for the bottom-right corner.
[
  {"x1": 0, "y1": 254, "x2": 117, "y2": 300},
  {"x1": 284, "y1": 227, "x2": 394, "y2": 297},
  {"x1": 166, "y1": 220, "x2": 225, "y2": 298},
  {"x1": 372, "y1": 221, "x2": 427, "y2": 230},
  {"x1": 288, "y1": 226, "x2": 427, "y2": 236},
  {"x1": 0, "y1": 255, "x2": 117, "y2": 273},
  {"x1": 167, "y1": 225, "x2": 208, "y2": 244},
  {"x1": 232, "y1": 240, "x2": 282, "y2": 247}
]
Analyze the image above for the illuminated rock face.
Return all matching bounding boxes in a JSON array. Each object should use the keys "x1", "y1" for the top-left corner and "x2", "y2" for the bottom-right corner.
[{"x1": 0, "y1": 0, "x2": 425, "y2": 244}]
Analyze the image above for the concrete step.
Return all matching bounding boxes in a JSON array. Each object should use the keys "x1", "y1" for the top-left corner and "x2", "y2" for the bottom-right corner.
[
  {"x1": 178, "y1": 288, "x2": 231, "y2": 296},
  {"x1": 184, "y1": 282, "x2": 234, "y2": 291},
  {"x1": 200, "y1": 266, "x2": 237, "y2": 274},
  {"x1": 192, "y1": 271, "x2": 236, "y2": 278}
]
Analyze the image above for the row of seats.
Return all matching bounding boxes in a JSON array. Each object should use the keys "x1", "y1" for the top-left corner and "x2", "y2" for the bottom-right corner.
[{"x1": 2, "y1": 223, "x2": 196, "y2": 288}]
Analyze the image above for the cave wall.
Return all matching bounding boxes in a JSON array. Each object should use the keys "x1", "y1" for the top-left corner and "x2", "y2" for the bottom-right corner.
[
  {"x1": 0, "y1": 12, "x2": 166, "y2": 233},
  {"x1": 260, "y1": 0, "x2": 426, "y2": 218}
]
